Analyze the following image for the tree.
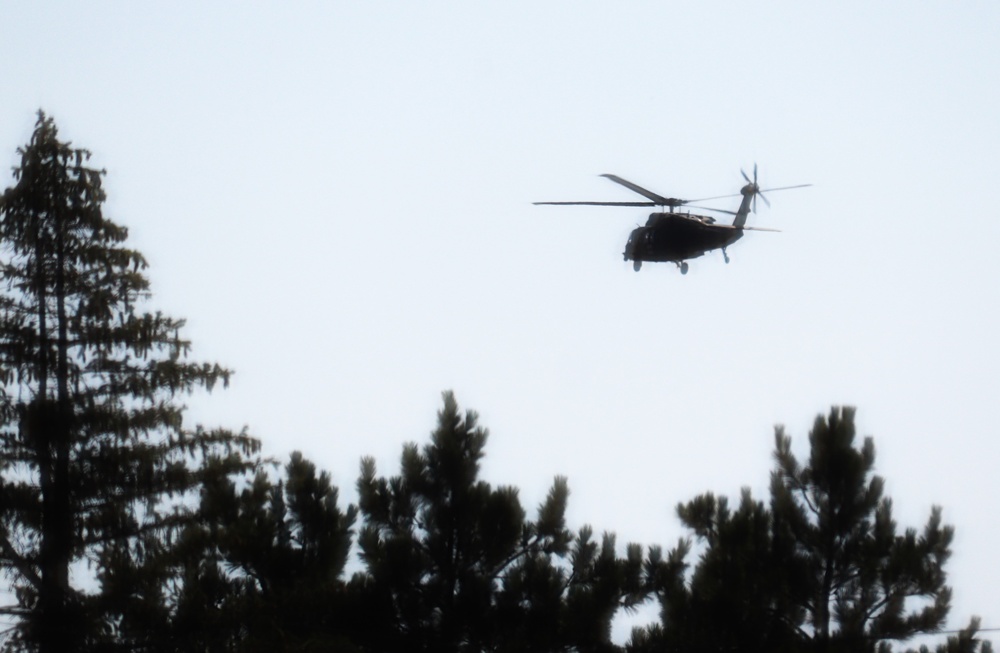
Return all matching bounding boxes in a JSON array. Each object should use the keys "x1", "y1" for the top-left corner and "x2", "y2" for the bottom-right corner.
[
  {"x1": 770, "y1": 407, "x2": 953, "y2": 652},
  {"x1": 638, "y1": 489, "x2": 803, "y2": 653},
  {"x1": 355, "y1": 391, "x2": 647, "y2": 653},
  {"x1": 172, "y1": 451, "x2": 360, "y2": 652},
  {"x1": 0, "y1": 112, "x2": 258, "y2": 652},
  {"x1": 633, "y1": 407, "x2": 990, "y2": 653}
]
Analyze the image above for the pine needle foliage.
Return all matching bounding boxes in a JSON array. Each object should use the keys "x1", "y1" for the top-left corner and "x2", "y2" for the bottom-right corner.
[{"x1": 0, "y1": 112, "x2": 259, "y2": 652}]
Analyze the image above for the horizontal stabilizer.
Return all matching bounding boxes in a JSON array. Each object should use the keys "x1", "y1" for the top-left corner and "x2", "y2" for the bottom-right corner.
[
  {"x1": 739, "y1": 225, "x2": 781, "y2": 232},
  {"x1": 709, "y1": 223, "x2": 782, "y2": 232}
]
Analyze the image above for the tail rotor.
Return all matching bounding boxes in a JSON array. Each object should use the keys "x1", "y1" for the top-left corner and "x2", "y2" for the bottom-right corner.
[{"x1": 740, "y1": 163, "x2": 770, "y2": 213}]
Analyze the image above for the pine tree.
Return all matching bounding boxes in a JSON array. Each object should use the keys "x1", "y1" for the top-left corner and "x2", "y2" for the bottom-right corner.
[
  {"x1": 644, "y1": 489, "x2": 802, "y2": 653},
  {"x1": 770, "y1": 407, "x2": 955, "y2": 652},
  {"x1": 355, "y1": 391, "x2": 646, "y2": 653},
  {"x1": 0, "y1": 112, "x2": 258, "y2": 652},
  {"x1": 632, "y1": 407, "x2": 990, "y2": 653},
  {"x1": 177, "y1": 451, "x2": 360, "y2": 652}
]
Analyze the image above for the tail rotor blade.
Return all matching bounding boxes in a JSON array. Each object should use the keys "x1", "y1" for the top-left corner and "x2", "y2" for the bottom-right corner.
[{"x1": 749, "y1": 163, "x2": 764, "y2": 212}]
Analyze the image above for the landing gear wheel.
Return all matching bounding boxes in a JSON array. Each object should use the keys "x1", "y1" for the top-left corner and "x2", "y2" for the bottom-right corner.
[
  {"x1": 680, "y1": 262, "x2": 689, "y2": 275},
  {"x1": 633, "y1": 260, "x2": 642, "y2": 272},
  {"x1": 723, "y1": 249, "x2": 730, "y2": 264}
]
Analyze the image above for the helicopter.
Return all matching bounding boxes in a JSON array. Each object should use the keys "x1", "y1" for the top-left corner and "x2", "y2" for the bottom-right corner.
[{"x1": 535, "y1": 166, "x2": 810, "y2": 273}]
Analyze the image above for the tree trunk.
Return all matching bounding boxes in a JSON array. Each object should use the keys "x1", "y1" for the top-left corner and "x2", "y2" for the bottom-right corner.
[{"x1": 35, "y1": 211, "x2": 77, "y2": 653}]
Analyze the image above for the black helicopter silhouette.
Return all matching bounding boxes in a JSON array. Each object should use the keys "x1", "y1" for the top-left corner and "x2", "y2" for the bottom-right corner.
[{"x1": 535, "y1": 166, "x2": 810, "y2": 273}]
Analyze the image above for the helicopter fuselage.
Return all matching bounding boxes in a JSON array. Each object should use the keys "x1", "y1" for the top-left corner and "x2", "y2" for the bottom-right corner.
[{"x1": 624, "y1": 212, "x2": 743, "y2": 265}]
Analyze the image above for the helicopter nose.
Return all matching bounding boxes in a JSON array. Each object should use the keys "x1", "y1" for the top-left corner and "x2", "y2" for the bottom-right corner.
[{"x1": 624, "y1": 231, "x2": 638, "y2": 260}]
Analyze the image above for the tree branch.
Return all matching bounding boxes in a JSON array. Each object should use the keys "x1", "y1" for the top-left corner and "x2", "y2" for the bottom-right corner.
[{"x1": 0, "y1": 533, "x2": 41, "y2": 588}]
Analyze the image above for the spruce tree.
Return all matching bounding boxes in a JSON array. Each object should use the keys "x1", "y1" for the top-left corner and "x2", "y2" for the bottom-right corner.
[{"x1": 0, "y1": 112, "x2": 258, "y2": 652}]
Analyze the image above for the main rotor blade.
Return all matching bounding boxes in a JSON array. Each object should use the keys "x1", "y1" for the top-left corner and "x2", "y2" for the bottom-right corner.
[
  {"x1": 687, "y1": 205, "x2": 738, "y2": 215},
  {"x1": 757, "y1": 183, "x2": 812, "y2": 193},
  {"x1": 600, "y1": 174, "x2": 680, "y2": 206},
  {"x1": 753, "y1": 182, "x2": 811, "y2": 212},
  {"x1": 533, "y1": 201, "x2": 656, "y2": 206},
  {"x1": 687, "y1": 192, "x2": 743, "y2": 202}
]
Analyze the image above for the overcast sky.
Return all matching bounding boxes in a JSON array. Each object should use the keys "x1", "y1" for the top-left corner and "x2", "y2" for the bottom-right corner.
[{"x1": 3, "y1": 2, "x2": 999, "y2": 643}]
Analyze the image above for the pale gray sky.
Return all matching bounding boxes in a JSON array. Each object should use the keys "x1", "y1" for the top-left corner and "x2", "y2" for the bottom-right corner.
[{"x1": 3, "y1": 1, "x2": 999, "y2": 643}]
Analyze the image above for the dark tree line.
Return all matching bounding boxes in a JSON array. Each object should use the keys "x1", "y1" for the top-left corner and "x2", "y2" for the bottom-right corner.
[{"x1": 0, "y1": 114, "x2": 992, "y2": 652}]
